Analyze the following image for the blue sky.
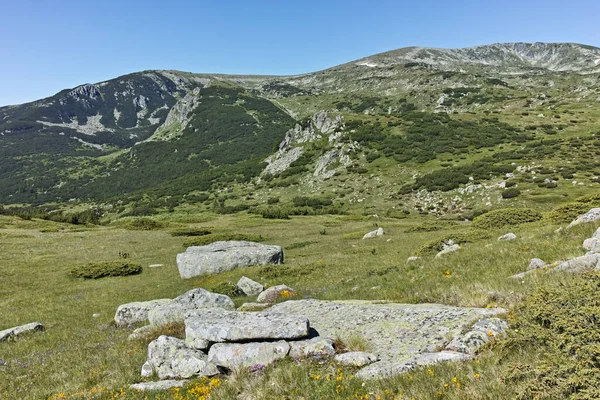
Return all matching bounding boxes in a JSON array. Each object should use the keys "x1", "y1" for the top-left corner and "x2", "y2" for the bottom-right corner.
[{"x1": 1, "y1": 0, "x2": 599, "y2": 106}]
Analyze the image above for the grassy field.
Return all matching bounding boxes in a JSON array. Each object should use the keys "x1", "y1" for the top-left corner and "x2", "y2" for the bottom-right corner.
[{"x1": 1, "y1": 205, "x2": 599, "y2": 399}]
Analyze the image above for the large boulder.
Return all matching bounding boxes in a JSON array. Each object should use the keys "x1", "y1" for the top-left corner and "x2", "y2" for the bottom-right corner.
[
  {"x1": 146, "y1": 335, "x2": 219, "y2": 380},
  {"x1": 0, "y1": 322, "x2": 44, "y2": 343},
  {"x1": 257, "y1": 285, "x2": 296, "y2": 303},
  {"x1": 184, "y1": 309, "x2": 309, "y2": 348},
  {"x1": 552, "y1": 253, "x2": 600, "y2": 273},
  {"x1": 567, "y1": 208, "x2": 600, "y2": 229},
  {"x1": 237, "y1": 276, "x2": 264, "y2": 296},
  {"x1": 288, "y1": 337, "x2": 336, "y2": 358},
  {"x1": 207, "y1": 341, "x2": 290, "y2": 369},
  {"x1": 148, "y1": 288, "x2": 234, "y2": 326},
  {"x1": 177, "y1": 241, "x2": 284, "y2": 279},
  {"x1": 114, "y1": 299, "x2": 171, "y2": 327}
]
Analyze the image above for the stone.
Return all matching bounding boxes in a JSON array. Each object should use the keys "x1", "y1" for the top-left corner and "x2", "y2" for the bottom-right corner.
[
  {"x1": 184, "y1": 309, "x2": 309, "y2": 347},
  {"x1": 141, "y1": 361, "x2": 153, "y2": 378},
  {"x1": 406, "y1": 256, "x2": 421, "y2": 263},
  {"x1": 114, "y1": 299, "x2": 171, "y2": 327},
  {"x1": 128, "y1": 325, "x2": 155, "y2": 341},
  {"x1": 238, "y1": 302, "x2": 271, "y2": 312},
  {"x1": 0, "y1": 358, "x2": 7, "y2": 366},
  {"x1": 355, "y1": 360, "x2": 415, "y2": 380},
  {"x1": 237, "y1": 276, "x2": 264, "y2": 296},
  {"x1": 334, "y1": 352, "x2": 379, "y2": 367},
  {"x1": 567, "y1": 208, "x2": 600, "y2": 229},
  {"x1": 130, "y1": 380, "x2": 189, "y2": 391},
  {"x1": 208, "y1": 341, "x2": 290, "y2": 369},
  {"x1": 92, "y1": 313, "x2": 100, "y2": 318},
  {"x1": 288, "y1": 337, "x2": 336, "y2": 358},
  {"x1": 149, "y1": 264, "x2": 164, "y2": 268},
  {"x1": 552, "y1": 253, "x2": 600, "y2": 273},
  {"x1": 268, "y1": 299, "x2": 505, "y2": 376},
  {"x1": 0, "y1": 322, "x2": 44, "y2": 343},
  {"x1": 498, "y1": 233, "x2": 517, "y2": 241},
  {"x1": 148, "y1": 288, "x2": 235, "y2": 326},
  {"x1": 413, "y1": 351, "x2": 472, "y2": 365},
  {"x1": 257, "y1": 285, "x2": 296, "y2": 303},
  {"x1": 177, "y1": 241, "x2": 284, "y2": 279},
  {"x1": 146, "y1": 335, "x2": 219, "y2": 380},
  {"x1": 472, "y1": 318, "x2": 508, "y2": 336},
  {"x1": 509, "y1": 270, "x2": 536, "y2": 279},
  {"x1": 583, "y1": 237, "x2": 600, "y2": 253},
  {"x1": 435, "y1": 244, "x2": 460, "y2": 258},
  {"x1": 362, "y1": 228, "x2": 384, "y2": 240},
  {"x1": 445, "y1": 330, "x2": 488, "y2": 354},
  {"x1": 527, "y1": 258, "x2": 547, "y2": 271}
]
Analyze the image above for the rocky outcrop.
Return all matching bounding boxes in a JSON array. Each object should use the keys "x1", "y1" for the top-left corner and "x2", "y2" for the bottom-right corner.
[
  {"x1": 257, "y1": 285, "x2": 296, "y2": 303},
  {"x1": 177, "y1": 241, "x2": 284, "y2": 279},
  {"x1": 446, "y1": 318, "x2": 507, "y2": 354},
  {"x1": 0, "y1": 322, "x2": 44, "y2": 343},
  {"x1": 552, "y1": 253, "x2": 600, "y2": 273},
  {"x1": 567, "y1": 208, "x2": 600, "y2": 229},
  {"x1": 237, "y1": 276, "x2": 264, "y2": 296}
]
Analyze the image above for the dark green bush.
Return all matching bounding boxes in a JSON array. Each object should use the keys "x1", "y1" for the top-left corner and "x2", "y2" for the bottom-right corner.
[
  {"x1": 169, "y1": 228, "x2": 212, "y2": 237},
  {"x1": 70, "y1": 262, "x2": 142, "y2": 279},
  {"x1": 472, "y1": 208, "x2": 542, "y2": 230},
  {"x1": 547, "y1": 192, "x2": 600, "y2": 223},
  {"x1": 267, "y1": 197, "x2": 280, "y2": 204},
  {"x1": 122, "y1": 218, "x2": 164, "y2": 231},
  {"x1": 207, "y1": 282, "x2": 244, "y2": 297},
  {"x1": 260, "y1": 207, "x2": 290, "y2": 220},
  {"x1": 183, "y1": 233, "x2": 266, "y2": 247},
  {"x1": 501, "y1": 188, "x2": 521, "y2": 199}
]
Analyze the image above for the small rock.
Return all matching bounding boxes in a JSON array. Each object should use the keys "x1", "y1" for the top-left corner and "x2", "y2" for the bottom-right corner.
[
  {"x1": 289, "y1": 337, "x2": 335, "y2": 358},
  {"x1": 435, "y1": 244, "x2": 460, "y2": 258},
  {"x1": 238, "y1": 302, "x2": 271, "y2": 312},
  {"x1": 237, "y1": 276, "x2": 264, "y2": 296},
  {"x1": 0, "y1": 358, "x2": 7, "y2": 366},
  {"x1": 527, "y1": 258, "x2": 547, "y2": 271},
  {"x1": 130, "y1": 380, "x2": 189, "y2": 392},
  {"x1": 141, "y1": 361, "x2": 153, "y2": 378},
  {"x1": 92, "y1": 313, "x2": 100, "y2": 318},
  {"x1": 128, "y1": 325, "x2": 154, "y2": 341},
  {"x1": 446, "y1": 330, "x2": 488, "y2": 354},
  {"x1": 355, "y1": 360, "x2": 414, "y2": 380},
  {"x1": 498, "y1": 233, "x2": 517, "y2": 241},
  {"x1": 362, "y1": 228, "x2": 384, "y2": 240},
  {"x1": 147, "y1": 335, "x2": 219, "y2": 380},
  {"x1": 149, "y1": 264, "x2": 164, "y2": 268},
  {"x1": 208, "y1": 341, "x2": 290, "y2": 369},
  {"x1": 406, "y1": 256, "x2": 421, "y2": 263},
  {"x1": 257, "y1": 285, "x2": 296, "y2": 303},
  {"x1": 386, "y1": 238, "x2": 392, "y2": 242},
  {"x1": 583, "y1": 237, "x2": 600, "y2": 253},
  {"x1": 334, "y1": 352, "x2": 379, "y2": 367},
  {"x1": 351, "y1": 286, "x2": 359, "y2": 292},
  {"x1": 0, "y1": 322, "x2": 44, "y2": 343}
]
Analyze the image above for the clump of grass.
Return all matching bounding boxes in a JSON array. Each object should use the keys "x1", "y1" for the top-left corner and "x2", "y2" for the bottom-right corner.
[
  {"x1": 415, "y1": 229, "x2": 490, "y2": 256},
  {"x1": 472, "y1": 208, "x2": 542, "y2": 230},
  {"x1": 169, "y1": 228, "x2": 212, "y2": 237},
  {"x1": 69, "y1": 261, "x2": 142, "y2": 279},
  {"x1": 119, "y1": 218, "x2": 164, "y2": 231},
  {"x1": 342, "y1": 231, "x2": 366, "y2": 240},
  {"x1": 183, "y1": 233, "x2": 266, "y2": 247},
  {"x1": 207, "y1": 281, "x2": 244, "y2": 297},
  {"x1": 132, "y1": 321, "x2": 186, "y2": 345},
  {"x1": 333, "y1": 334, "x2": 372, "y2": 353},
  {"x1": 286, "y1": 240, "x2": 318, "y2": 250}
]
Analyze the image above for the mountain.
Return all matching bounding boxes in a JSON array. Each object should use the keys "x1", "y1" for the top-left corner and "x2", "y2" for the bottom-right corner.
[{"x1": 1, "y1": 42, "x2": 600, "y2": 215}]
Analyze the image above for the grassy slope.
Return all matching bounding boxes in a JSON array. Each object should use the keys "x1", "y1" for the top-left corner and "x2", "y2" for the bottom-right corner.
[{"x1": 1, "y1": 207, "x2": 599, "y2": 399}]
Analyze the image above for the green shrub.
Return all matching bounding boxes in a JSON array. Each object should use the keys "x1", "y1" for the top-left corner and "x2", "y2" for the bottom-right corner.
[
  {"x1": 405, "y1": 222, "x2": 447, "y2": 233},
  {"x1": 183, "y1": 233, "x2": 266, "y2": 247},
  {"x1": 169, "y1": 228, "x2": 212, "y2": 237},
  {"x1": 472, "y1": 208, "x2": 542, "y2": 230},
  {"x1": 498, "y1": 273, "x2": 600, "y2": 399},
  {"x1": 385, "y1": 209, "x2": 410, "y2": 219},
  {"x1": 260, "y1": 207, "x2": 290, "y2": 220},
  {"x1": 547, "y1": 192, "x2": 600, "y2": 223},
  {"x1": 267, "y1": 197, "x2": 280, "y2": 204},
  {"x1": 120, "y1": 218, "x2": 164, "y2": 231},
  {"x1": 501, "y1": 188, "x2": 521, "y2": 199},
  {"x1": 69, "y1": 262, "x2": 142, "y2": 279},
  {"x1": 207, "y1": 282, "x2": 244, "y2": 297},
  {"x1": 414, "y1": 229, "x2": 490, "y2": 256}
]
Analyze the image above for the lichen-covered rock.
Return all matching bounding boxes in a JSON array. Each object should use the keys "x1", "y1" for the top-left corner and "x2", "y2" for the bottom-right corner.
[
  {"x1": 354, "y1": 360, "x2": 415, "y2": 380},
  {"x1": 130, "y1": 380, "x2": 189, "y2": 391},
  {"x1": 0, "y1": 322, "x2": 44, "y2": 343},
  {"x1": 528, "y1": 258, "x2": 547, "y2": 271},
  {"x1": 567, "y1": 208, "x2": 600, "y2": 229},
  {"x1": 207, "y1": 341, "x2": 290, "y2": 369},
  {"x1": 177, "y1": 241, "x2": 284, "y2": 279},
  {"x1": 185, "y1": 309, "x2": 309, "y2": 347},
  {"x1": 148, "y1": 288, "x2": 234, "y2": 326},
  {"x1": 114, "y1": 299, "x2": 171, "y2": 327},
  {"x1": 362, "y1": 228, "x2": 384, "y2": 240},
  {"x1": 552, "y1": 253, "x2": 600, "y2": 273},
  {"x1": 146, "y1": 335, "x2": 219, "y2": 380},
  {"x1": 237, "y1": 276, "x2": 264, "y2": 296},
  {"x1": 257, "y1": 285, "x2": 296, "y2": 303},
  {"x1": 446, "y1": 318, "x2": 508, "y2": 354},
  {"x1": 498, "y1": 233, "x2": 517, "y2": 241},
  {"x1": 141, "y1": 361, "x2": 153, "y2": 378},
  {"x1": 334, "y1": 352, "x2": 379, "y2": 367},
  {"x1": 583, "y1": 237, "x2": 600, "y2": 253},
  {"x1": 288, "y1": 337, "x2": 335, "y2": 358}
]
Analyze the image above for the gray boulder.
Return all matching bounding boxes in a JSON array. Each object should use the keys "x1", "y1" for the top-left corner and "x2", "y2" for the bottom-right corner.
[
  {"x1": 528, "y1": 258, "x2": 547, "y2": 271},
  {"x1": 177, "y1": 241, "x2": 284, "y2": 279},
  {"x1": 288, "y1": 337, "x2": 335, "y2": 358},
  {"x1": 257, "y1": 285, "x2": 296, "y2": 303},
  {"x1": 362, "y1": 228, "x2": 384, "y2": 240},
  {"x1": 552, "y1": 253, "x2": 600, "y2": 273},
  {"x1": 146, "y1": 335, "x2": 219, "y2": 380},
  {"x1": 435, "y1": 244, "x2": 460, "y2": 258},
  {"x1": 237, "y1": 276, "x2": 264, "y2": 296},
  {"x1": 567, "y1": 208, "x2": 600, "y2": 229},
  {"x1": 583, "y1": 237, "x2": 600, "y2": 253},
  {"x1": 208, "y1": 341, "x2": 290, "y2": 369},
  {"x1": 498, "y1": 233, "x2": 517, "y2": 241},
  {"x1": 130, "y1": 380, "x2": 189, "y2": 391},
  {"x1": 148, "y1": 288, "x2": 234, "y2": 326},
  {"x1": 114, "y1": 299, "x2": 171, "y2": 327},
  {"x1": 334, "y1": 352, "x2": 379, "y2": 367},
  {"x1": 185, "y1": 309, "x2": 309, "y2": 348},
  {"x1": 0, "y1": 322, "x2": 44, "y2": 343}
]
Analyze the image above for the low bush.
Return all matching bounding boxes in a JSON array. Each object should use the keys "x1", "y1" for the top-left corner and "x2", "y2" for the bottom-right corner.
[
  {"x1": 69, "y1": 262, "x2": 142, "y2": 279},
  {"x1": 501, "y1": 188, "x2": 521, "y2": 199},
  {"x1": 183, "y1": 233, "x2": 266, "y2": 247},
  {"x1": 547, "y1": 192, "x2": 600, "y2": 223},
  {"x1": 120, "y1": 218, "x2": 164, "y2": 231},
  {"x1": 414, "y1": 229, "x2": 490, "y2": 256},
  {"x1": 169, "y1": 228, "x2": 212, "y2": 237},
  {"x1": 472, "y1": 208, "x2": 542, "y2": 230},
  {"x1": 207, "y1": 282, "x2": 244, "y2": 297},
  {"x1": 260, "y1": 207, "x2": 290, "y2": 220}
]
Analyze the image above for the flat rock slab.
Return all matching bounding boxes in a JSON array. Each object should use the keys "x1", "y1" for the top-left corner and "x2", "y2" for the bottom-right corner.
[
  {"x1": 177, "y1": 241, "x2": 284, "y2": 279},
  {"x1": 267, "y1": 300, "x2": 505, "y2": 366},
  {"x1": 0, "y1": 322, "x2": 44, "y2": 343},
  {"x1": 130, "y1": 380, "x2": 189, "y2": 391},
  {"x1": 148, "y1": 288, "x2": 234, "y2": 326},
  {"x1": 208, "y1": 341, "x2": 290, "y2": 369},
  {"x1": 185, "y1": 309, "x2": 309, "y2": 348}
]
